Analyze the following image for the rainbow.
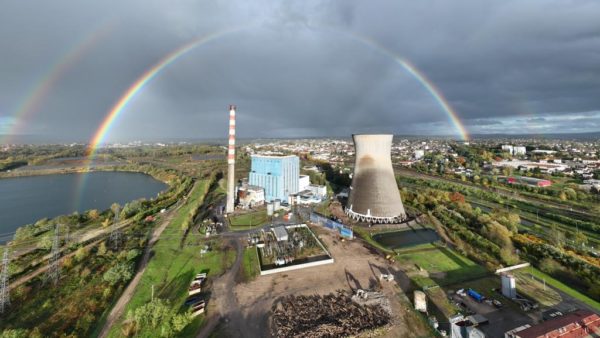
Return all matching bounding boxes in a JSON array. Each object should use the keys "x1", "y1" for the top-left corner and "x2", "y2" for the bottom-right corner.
[
  {"x1": 398, "y1": 59, "x2": 469, "y2": 140},
  {"x1": 87, "y1": 26, "x2": 469, "y2": 158},
  {"x1": 335, "y1": 30, "x2": 469, "y2": 140},
  {"x1": 1, "y1": 20, "x2": 116, "y2": 144},
  {"x1": 86, "y1": 28, "x2": 243, "y2": 157}
]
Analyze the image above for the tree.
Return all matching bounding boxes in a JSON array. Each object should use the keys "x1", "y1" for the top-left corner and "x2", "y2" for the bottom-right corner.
[
  {"x1": 126, "y1": 249, "x2": 141, "y2": 261},
  {"x1": 103, "y1": 262, "x2": 134, "y2": 285},
  {"x1": 126, "y1": 299, "x2": 192, "y2": 337},
  {"x1": 88, "y1": 209, "x2": 100, "y2": 220},
  {"x1": 74, "y1": 247, "x2": 89, "y2": 262},
  {"x1": 483, "y1": 222, "x2": 512, "y2": 248},
  {"x1": 37, "y1": 233, "x2": 53, "y2": 250},
  {"x1": 574, "y1": 231, "x2": 588, "y2": 248},
  {"x1": 539, "y1": 257, "x2": 561, "y2": 274},
  {"x1": 549, "y1": 224, "x2": 565, "y2": 248},
  {"x1": 97, "y1": 242, "x2": 108, "y2": 256},
  {"x1": 450, "y1": 192, "x2": 465, "y2": 204}
]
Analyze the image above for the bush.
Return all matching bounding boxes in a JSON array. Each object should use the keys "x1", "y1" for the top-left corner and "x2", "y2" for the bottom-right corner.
[
  {"x1": 103, "y1": 263, "x2": 134, "y2": 286},
  {"x1": 126, "y1": 249, "x2": 141, "y2": 261}
]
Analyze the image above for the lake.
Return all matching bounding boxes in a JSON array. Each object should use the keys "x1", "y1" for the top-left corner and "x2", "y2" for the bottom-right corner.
[
  {"x1": 372, "y1": 228, "x2": 440, "y2": 249},
  {"x1": 0, "y1": 172, "x2": 167, "y2": 241}
]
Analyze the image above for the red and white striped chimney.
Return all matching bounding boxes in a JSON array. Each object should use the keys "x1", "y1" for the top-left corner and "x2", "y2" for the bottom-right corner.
[{"x1": 225, "y1": 105, "x2": 236, "y2": 213}]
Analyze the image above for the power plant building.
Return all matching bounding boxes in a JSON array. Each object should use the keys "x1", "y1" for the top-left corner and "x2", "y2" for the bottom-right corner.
[
  {"x1": 346, "y1": 134, "x2": 407, "y2": 224},
  {"x1": 249, "y1": 155, "x2": 299, "y2": 203}
]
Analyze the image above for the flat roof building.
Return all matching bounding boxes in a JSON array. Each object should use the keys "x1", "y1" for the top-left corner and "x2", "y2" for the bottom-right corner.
[
  {"x1": 271, "y1": 226, "x2": 289, "y2": 242},
  {"x1": 505, "y1": 309, "x2": 600, "y2": 338},
  {"x1": 249, "y1": 155, "x2": 299, "y2": 203}
]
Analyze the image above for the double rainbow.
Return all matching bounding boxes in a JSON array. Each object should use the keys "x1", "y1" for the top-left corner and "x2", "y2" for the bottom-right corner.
[
  {"x1": 1, "y1": 20, "x2": 116, "y2": 144},
  {"x1": 87, "y1": 26, "x2": 469, "y2": 159},
  {"x1": 86, "y1": 29, "x2": 242, "y2": 157}
]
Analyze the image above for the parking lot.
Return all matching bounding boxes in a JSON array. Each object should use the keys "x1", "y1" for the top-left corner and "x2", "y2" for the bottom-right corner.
[{"x1": 449, "y1": 284, "x2": 534, "y2": 337}]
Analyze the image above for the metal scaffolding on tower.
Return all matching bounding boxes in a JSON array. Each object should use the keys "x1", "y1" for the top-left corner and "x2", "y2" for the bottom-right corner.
[{"x1": 0, "y1": 247, "x2": 10, "y2": 313}]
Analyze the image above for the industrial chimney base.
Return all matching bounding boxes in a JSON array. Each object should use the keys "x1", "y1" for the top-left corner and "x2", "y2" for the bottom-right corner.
[{"x1": 344, "y1": 207, "x2": 407, "y2": 224}]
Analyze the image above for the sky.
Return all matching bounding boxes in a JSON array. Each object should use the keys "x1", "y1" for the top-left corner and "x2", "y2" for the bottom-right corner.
[{"x1": 1, "y1": 0, "x2": 600, "y2": 143}]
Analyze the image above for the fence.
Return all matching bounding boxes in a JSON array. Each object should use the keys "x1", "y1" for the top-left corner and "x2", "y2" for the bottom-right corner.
[{"x1": 310, "y1": 212, "x2": 353, "y2": 239}]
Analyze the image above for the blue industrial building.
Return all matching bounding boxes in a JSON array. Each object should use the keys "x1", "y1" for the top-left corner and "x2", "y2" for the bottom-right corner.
[{"x1": 249, "y1": 155, "x2": 299, "y2": 202}]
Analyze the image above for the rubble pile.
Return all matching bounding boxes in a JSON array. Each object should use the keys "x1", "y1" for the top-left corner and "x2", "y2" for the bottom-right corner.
[{"x1": 270, "y1": 291, "x2": 390, "y2": 337}]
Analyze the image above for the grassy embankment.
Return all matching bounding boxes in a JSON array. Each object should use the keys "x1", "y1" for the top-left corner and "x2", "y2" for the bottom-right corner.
[{"x1": 107, "y1": 179, "x2": 236, "y2": 337}]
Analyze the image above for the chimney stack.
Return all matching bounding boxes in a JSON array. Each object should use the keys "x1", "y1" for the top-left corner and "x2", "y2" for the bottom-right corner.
[{"x1": 225, "y1": 105, "x2": 236, "y2": 214}]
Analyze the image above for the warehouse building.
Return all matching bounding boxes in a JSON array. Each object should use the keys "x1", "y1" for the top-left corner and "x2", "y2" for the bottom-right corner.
[{"x1": 505, "y1": 309, "x2": 600, "y2": 338}]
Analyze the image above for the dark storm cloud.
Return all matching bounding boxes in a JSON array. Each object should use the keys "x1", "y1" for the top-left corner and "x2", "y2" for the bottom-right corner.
[{"x1": 1, "y1": 0, "x2": 600, "y2": 142}]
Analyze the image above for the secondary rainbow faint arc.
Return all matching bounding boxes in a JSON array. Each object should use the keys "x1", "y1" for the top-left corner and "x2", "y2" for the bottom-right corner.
[
  {"x1": 87, "y1": 26, "x2": 469, "y2": 158},
  {"x1": 87, "y1": 29, "x2": 242, "y2": 157},
  {"x1": 1, "y1": 20, "x2": 116, "y2": 144}
]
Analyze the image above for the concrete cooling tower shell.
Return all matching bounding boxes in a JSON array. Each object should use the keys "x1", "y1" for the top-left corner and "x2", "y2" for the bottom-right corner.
[{"x1": 345, "y1": 134, "x2": 407, "y2": 224}]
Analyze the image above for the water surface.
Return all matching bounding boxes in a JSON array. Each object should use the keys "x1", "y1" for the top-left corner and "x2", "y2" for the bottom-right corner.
[
  {"x1": 0, "y1": 172, "x2": 167, "y2": 241},
  {"x1": 372, "y1": 228, "x2": 440, "y2": 249}
]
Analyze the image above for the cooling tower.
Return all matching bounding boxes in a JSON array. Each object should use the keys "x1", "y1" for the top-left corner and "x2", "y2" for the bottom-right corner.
[{"x1": 345, "y1": 134, "x2": 407, "y2": 224}]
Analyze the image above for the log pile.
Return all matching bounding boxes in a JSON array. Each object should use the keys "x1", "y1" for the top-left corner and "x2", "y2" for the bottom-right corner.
[{"x1": 270, "y1": 290, "x2": 390, "y2": 337}]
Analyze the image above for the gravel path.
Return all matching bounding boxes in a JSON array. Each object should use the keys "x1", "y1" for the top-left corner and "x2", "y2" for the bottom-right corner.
[{"x1": 98, "y1": 186, "x2": 192, "y2": 338}]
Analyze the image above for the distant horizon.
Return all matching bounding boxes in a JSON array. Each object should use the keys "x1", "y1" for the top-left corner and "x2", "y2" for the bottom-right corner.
[{"x1": 2, "y1": 130, "x2": 599, "y2": 145}]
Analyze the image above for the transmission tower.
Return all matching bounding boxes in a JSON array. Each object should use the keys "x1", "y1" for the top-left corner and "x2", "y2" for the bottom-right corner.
[
  {"x1": 0, "y1": 248, "x2": 10, "y2": 314},
  {"x1": 46, "y1": 224, "x2": 61, "y2": 286},
  {"x1": 109, "y1": 207, "x2": 122, "y2": 250}
]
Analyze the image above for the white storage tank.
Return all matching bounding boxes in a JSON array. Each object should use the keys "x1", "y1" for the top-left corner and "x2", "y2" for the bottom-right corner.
[
  {"x1": 266, "y1": 202, "x2": 274, "y2": 216},
  {"x1": 273, "y1": 199, "x2": 281, "y2": 210},
  {"x1": 501, "y1": 274, "x2": 516, "y2": 299}
]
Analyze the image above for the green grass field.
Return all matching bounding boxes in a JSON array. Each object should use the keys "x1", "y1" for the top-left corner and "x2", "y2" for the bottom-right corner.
[
  {"x1": 524, "y1": 267, "x2": 600, "y2": 312},
  {"x1": 228, "y1": 210, "x2": 268, "y2": 230},
  {"x1": 399, "y1": 247, "x2": 488, "y2": 285},
  {"x1": 240, "y1": 247, "x2": 260, "y2": 282},
  {"x1": 107, "y1": 180, "x2": 236, "y2": 337}
]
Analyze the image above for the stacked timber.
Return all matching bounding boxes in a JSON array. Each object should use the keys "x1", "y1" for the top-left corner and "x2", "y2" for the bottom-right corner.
[{"x1": 270, "y1": 290, "x2": 390, "y2": 337}]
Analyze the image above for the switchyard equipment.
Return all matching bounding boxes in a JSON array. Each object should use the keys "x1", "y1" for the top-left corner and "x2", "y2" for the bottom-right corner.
[{"x1": 345, "y1": 134, "x2": 407, "y2": 224}]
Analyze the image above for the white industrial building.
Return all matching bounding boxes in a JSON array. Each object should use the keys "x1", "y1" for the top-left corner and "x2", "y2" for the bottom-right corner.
[
  {"x1": 271, "y1": 226, "x2": 289, "y2": 242},
  {"x1": 237, "y1": 184, "x2": 265, "y2": 209},
  {"x1": 502, "y1": 145, "x2": 526, "y2": 156},
  {"x1": 299, "y1": 175, "x2": 310, "y2": 191},
  {"x1": 290, "y1": 184, "x2": 328, "y2": 205},
  {"x1": 513, "y1": 146, "x2": 526, "y2": 155}
]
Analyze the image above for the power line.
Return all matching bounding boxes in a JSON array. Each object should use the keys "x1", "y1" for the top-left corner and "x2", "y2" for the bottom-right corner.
[
  {"x1": 109, "y1": 206, "x2": 122, "y2": 251},
  {"x1": 0, "y1": 247, "x2": 10, "y2": 314},
  {"x1": 45, "y1": 224, "x2": 61, "y2": 286}
]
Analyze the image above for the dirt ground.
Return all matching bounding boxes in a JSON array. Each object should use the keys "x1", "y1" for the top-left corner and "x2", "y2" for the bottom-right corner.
[{"x1": 219, "y1": 227, "x2": 433, "y2": 338}]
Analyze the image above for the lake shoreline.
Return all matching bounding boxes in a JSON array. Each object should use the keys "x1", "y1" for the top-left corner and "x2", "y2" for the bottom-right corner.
[{"x1": 0, "y1": 166, "x2": 173, "y2": 242}]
